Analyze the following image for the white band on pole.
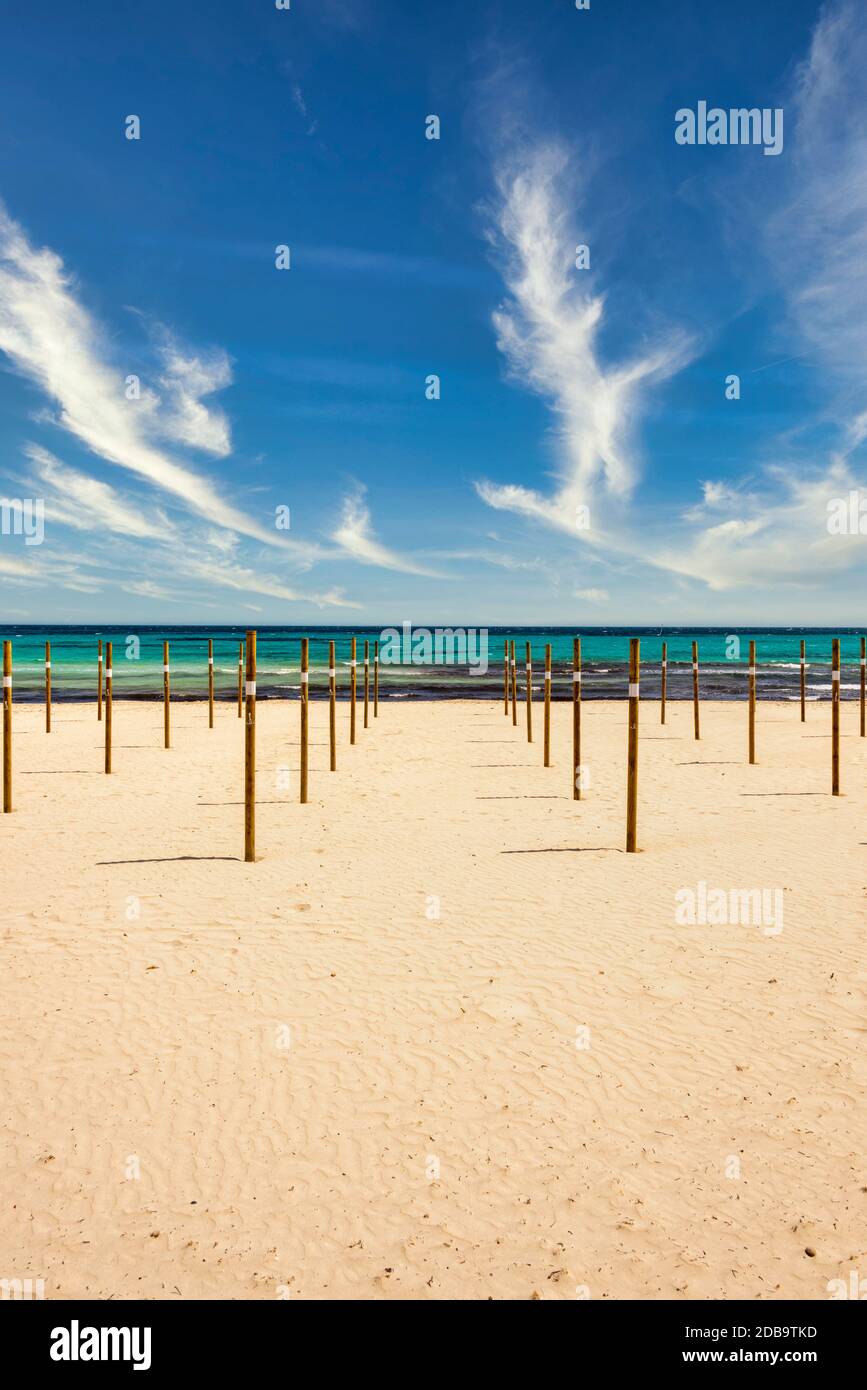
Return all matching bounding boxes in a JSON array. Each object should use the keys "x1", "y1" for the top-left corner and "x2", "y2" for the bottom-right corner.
[
  {"x1": 328, "y1": 668, "x2": 336, "y2": 678},
  {"x1": 749, "y1": 667, "x2": 756, "y2": 676},
  {"x1": 246, "y1": 681, "x2": 256, "y2": 696},
  {"x1": 692, "y1": 663, "x2": 698, "y2": 672},
  {"x1": 45, "y1": 662, "x2": 51, "y2": 669},
  {"x1": 572, "y1": 671, "x2": 581, "y2": 683},
  {"x1": 163, "y1": 664, "x2": 170, "y2": 673},
  {"x1": 628, "y1": 682, "x2": 640, "y2": 698},
  {"x1": 526, "y1": 664, "x2": 532, "y2": 672},
  {"x1": 832, "y1": 669, "x2": 840, "y2": 682},
  {"x1": 2, "y1": 676, "x2": 11, "y2": 688},
  {"x1": 544, "y1": 670, "x2": 551, "y2": 680},
  {"x1": 662, "y1": 661, "x2": 667, "y2": 668},
  {"x1": 300, "y1": 672, "x2": 308, "y2": 683},
  {"x1": 861, "y1": 658, "x2": 866, "y2": 667},
  {"x1": 208, "y1": 657, "x2": 214, "y2": 666},
  {"x1": 350, "y1": 659, "x2": 357, "y2": 667},
  {"x1": 106, "y1": 668, "x2": 112, "y2": 679}
]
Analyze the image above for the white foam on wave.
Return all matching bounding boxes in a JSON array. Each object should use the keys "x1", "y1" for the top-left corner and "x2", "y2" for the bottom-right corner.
[{"x1": 809, "y1": 682, "x2": 861, "y2": 691}]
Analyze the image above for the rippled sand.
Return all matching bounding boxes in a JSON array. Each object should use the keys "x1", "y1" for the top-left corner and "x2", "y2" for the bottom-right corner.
[{"x1": 0, "y1": 697, "x2": 864, "y2": 1299}]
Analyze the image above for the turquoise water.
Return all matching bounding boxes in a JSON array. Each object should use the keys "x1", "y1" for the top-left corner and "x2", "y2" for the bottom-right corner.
[{"x1": 0, "y1": 625, "x2": 863, "y2": 701}]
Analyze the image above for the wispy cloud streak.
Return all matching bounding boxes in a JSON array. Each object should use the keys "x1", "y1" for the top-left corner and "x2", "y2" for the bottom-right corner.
[
  {"x1": 476, "y1": 142, "x2": 692, "y2": 528},
  {"x1": 0, "y1": 204, "x2": 282, "y2": 546},
  {"x1": 333, "y1": 487, "x2": 447, "y2": 577}
]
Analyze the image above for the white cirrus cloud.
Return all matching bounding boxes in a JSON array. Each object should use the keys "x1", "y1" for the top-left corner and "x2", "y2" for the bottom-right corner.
[
  {"x1": 667, "y1": 0, "x2": 867, "y2": 593},
  {"x1": 121, "y1": 578, "x2": 183, "y2": 602},
  {"x1": 0, "y1": 202, "x2": 297, "y2": 549},
  {"x1": 175, "y1": 551, "x2": 360, "y2": 609},
  {"x1": 476, "y1": 141, "x2": 693, "y2": 531},
  {"x1": 652, "y1": 462, "x2": 867, "y2": 592},
  {"x1": 155, "y1": 336, "x2": 233, "y2": 456},
  {"x1": 768, "y1": 0, "x2": 867, "y2": 444},
  {"x1": 333, "y1": 487, "x2": 447, "y2": 577},
  {"x1": 23, "y1": 444, "x2": 172, "y2": 540},
  {"x1": 475, "y1": 80, "x2": 867, "y2": 601}
]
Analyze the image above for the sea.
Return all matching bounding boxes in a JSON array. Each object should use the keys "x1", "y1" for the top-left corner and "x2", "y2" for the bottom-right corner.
[{"x1": 0, "y1": 626, "x2": 863, "y2": 703}]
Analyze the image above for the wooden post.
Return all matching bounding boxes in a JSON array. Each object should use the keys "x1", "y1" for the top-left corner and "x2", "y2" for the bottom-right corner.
[
  {"x1": 104, "y1": 642, "x2": 113, "y2": 774},
  {"x1": 510, "y1": 640, "x2": 517, "y2": 726},
  {"x1": 329, "y1": 639, "x2": 337, "y2": 771},
  {"x1": 3, "y1": 641, "x2": 11, "y2": 813},
  {"x1": 800, "y1": 639, "x2": 806, "y2": 723},
  {"x1": 237, "y1": 642, "x2": 243, "y2": 718},
  {"x1": 572, "y1": 637, "x2": 582, "y2": 800},
  {"x1": 163, "y1": 640, "x2": 171, "y2": 749},
  {"x1": 503, "y1": 640, "x2": 509, "y2": 715},
  {"x1": 300, "y1": 636, "x2": 309, "y2": 805},
  {"x1": 543, "y1": 643, "x2": 552, "y2": 767},
  {"x1": 374, "y1": 640, "x2": 379, "y2": 717},
  {"x1": 626, "y1": 638, "x2": 640, "y2": 853},
  {"x1": 525, "y1": 641, "x2": 533, "y2": 743},
  {"x1": 748, "y1": 640, "x2": 756, "y2": 765},
  {"x1": 692, "y1": 640, "x2": 700, "y2": 740},
  {"x1": 660, "y1": 641, "x2": 667, "y2": 725},
  {"x1": 45, "y1": 641, "x2": 51, "y2": 733},
  {"x1": 244, "y1": 630, "x2": 256, "y2": 861},
  {"x1": 208, "y1": 639, "x2": 214, "y2": 729},
  {"x1": 350, "y1": 637, "x2": 357, "y2": 744},
  {"x1": 860, "y1": 636, "x2": 865, "y2": 738},
  {"x1": 363, "y1": 640, "x2": 370, "y2": 729},
  {"x1": 832, "y1": 638, "x2": 840, "y2": 796},
  {"x1": 97, "y1": 639, "x2": 103, "y2": 722}
]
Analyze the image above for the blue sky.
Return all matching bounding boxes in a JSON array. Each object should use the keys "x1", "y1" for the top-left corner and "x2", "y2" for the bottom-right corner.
[{"x1": 0, "y1": 0, "x2": 865, "y2": 624}]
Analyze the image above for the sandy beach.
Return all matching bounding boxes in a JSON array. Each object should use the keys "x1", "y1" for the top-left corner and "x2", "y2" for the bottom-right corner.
[{"x1": 0, "y1": 695, "x2": 864, "y2": 1301}]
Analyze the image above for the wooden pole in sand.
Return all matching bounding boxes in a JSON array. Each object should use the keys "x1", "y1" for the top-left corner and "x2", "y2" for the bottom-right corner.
[
  {"x1": 860, "y1": 636, "x2": 865, "y2": 738},
  {"x1": 208, "y1": 639, "x2": 214, "y2": 729},
  {"x1": 660, "y1": 641, "x2": 667, "y2": 725},
  {"x1": 503, "y1": 640, "x2": 509, "y2": 715},
  {"x1": 350, "y1": 637, "x2": 357, "y2": 744},
  {"x1": 691, "y1": 640, "x2": 700, "y2": 739},
  {"x1": 748, "y1": 640, "x2": 756, "y2": 765},
  {"x1": 163, "y1": 640, "x2": 170, "y2": 749},
  {"x1": 3, "y1": 641, "x2": 11, "y2": 813},
  {"x1": 244, "y1": 630, "x2": 256, "y2": 861},
  {"x1": 104, "y1": 642, "x2": 113, "y2": 774},
  {"x1": 832, "y1": 638, "x2": 840, "y2": 796},
  {"x1": 363, "y1": 640, "x2": 370, "y2": 729},
  {"x1": 329, "y1": 639, "x2": 337, "y2": 771},
  {"x1": 572, "y1": 637, "x2": 582, "y2": 800},
  {"x1": 237, "y1": 642, "x2": 243, "y2": 718},
  {"x1": 97, "y1": 639, "x2": 103, "y2": 721},
  {"x1": 800, "y1": 639, "x2": 806, "y2": 723},
  {"x1": 626, "y1": 638, "x2": 640, "y2": 853},
  {"x1": 374, "y1": 640, "x2": 379, "y2": 717},
  {"x1": 543, "y1": 643, "x2": 552, "y2": 767},
  {"x1": 45, "y1": 641, "x2": 51, "y2": 733},
  {"x1": 525, "y1": 642, "x2": 533, "y2": 743},
  {"x1": 300, "y1": 636, "x2": 309, "y2": 804},
  {"x1": 510, "y1": 640, "x2": 517, "y2": 726}
]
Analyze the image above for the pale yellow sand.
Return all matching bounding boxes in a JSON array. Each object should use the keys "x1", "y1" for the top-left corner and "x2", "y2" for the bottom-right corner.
[{"x1": 0, "y1": 696, "x2": 864, "y2": 1301}]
